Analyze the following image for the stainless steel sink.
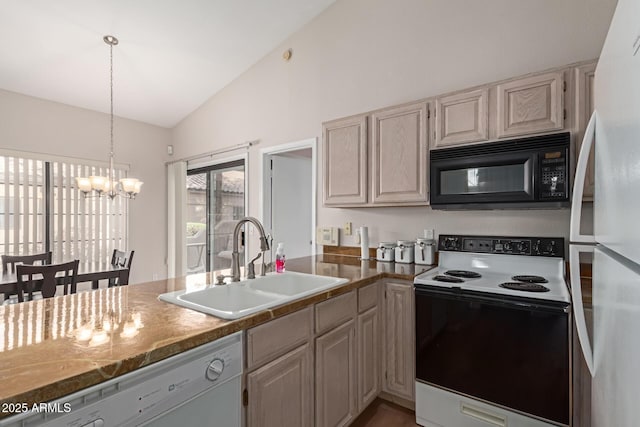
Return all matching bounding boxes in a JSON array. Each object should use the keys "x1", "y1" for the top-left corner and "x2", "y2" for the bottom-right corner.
[{"x1": 159, "y1": 271, "x2": 348, "y2": 319}]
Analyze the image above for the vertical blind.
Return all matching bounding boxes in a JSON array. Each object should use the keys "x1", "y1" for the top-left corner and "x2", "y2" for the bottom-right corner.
[
  {"x1": 0, "y1": 157, "x2": 46, "y2": 257},
  {"x1": 0, "y1": 154, "x2": 128, "y2": 268}
]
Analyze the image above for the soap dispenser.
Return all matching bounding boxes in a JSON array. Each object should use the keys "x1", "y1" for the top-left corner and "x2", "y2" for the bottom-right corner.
[{"x1": 275, "y1": 243, "x2": 286, "y2": 273}]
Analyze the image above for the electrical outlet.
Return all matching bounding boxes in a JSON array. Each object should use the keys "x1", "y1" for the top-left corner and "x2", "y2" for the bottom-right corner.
[
  {"x1": 424, "y1": 229, "x2": 435, "y2": 239},
  {"x1": 344, "y1": 222, "x2": 352, "y2": 236}
]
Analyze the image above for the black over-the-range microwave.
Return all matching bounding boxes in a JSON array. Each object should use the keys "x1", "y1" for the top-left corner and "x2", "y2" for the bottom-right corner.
[{"x1": 429, "y1": 132, "x2": 571, "y2": 209}]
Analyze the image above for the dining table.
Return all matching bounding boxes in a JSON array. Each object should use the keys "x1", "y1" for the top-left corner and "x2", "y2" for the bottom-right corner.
[{"x1": 0, "y1": 261, "x2": 130, "y2": 297}]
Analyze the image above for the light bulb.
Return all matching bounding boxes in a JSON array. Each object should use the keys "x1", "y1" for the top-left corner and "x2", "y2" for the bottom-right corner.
[
  {"x1": 120, "y1": 178, "x2": 139, "y2": 194},
  {"x1": 89, "y1": 176, "x2": 107, "y2": 192},
  {"x1": 76, "y1": 177, "x2": 92, "y2": 192}
]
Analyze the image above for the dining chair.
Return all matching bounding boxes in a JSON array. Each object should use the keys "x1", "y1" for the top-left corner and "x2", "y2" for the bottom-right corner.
[
  {"x1": 15, "y1": 260, "x2": 79, "y2": 303},
  {"x1": 2, "y1": 252, "x2": 52, "y2": 300},
  {"x1": 109, "y1": 249, "x2": 134, "y2": 287}
]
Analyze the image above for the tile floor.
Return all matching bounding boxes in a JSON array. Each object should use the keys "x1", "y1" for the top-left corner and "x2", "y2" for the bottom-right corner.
[{"x1": 351, "y1": 398, "x2": 419, "y2": 427}]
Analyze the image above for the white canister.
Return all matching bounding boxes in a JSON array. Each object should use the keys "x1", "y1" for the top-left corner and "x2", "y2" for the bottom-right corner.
[
  {"x1": 395, "y1": 240, "x2": 415, "y2": 264},
  {"x1": 376, "y1": 242, "x2": 396, "y2": 262},
  {"x1": 415, "y1": 238, "x2": 435, "y2": 265}
]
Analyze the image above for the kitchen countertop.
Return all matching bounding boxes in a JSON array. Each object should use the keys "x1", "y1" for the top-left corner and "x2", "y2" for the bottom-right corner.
[{"x1": 0, "y1": 254, "x2": 433, "y2": 415}]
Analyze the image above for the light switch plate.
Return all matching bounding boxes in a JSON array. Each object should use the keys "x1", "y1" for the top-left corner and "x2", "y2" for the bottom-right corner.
[
  {"x1": 344, "y1": 222, "x2": 352, "y2": 236},
  {"x1": 316, "y1": 227, "x2": 339, "y2": 246}
]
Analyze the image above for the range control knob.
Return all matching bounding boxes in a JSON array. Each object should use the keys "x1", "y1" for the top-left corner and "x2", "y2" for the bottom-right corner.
[
  {"x1": 533, "y1": 240, "x2": 542, "y2": 254},
  {"x1": 504, "y1": 242, "x2": 513, "y2": 252},
  {"x1": 206, "y1": 358, "x2": 225, "y2": 381},
  {"x1": 516, "y1": 241, "x2": 529, "y2": 253},
  {"x1": 443, "y1": 237, "x2": 459, "y2": 251},
  {"x1": 546, "y1": 241, "x2": 556, "y2": 255}
]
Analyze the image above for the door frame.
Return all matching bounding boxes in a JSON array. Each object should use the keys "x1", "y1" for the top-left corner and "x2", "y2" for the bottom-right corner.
[{"x1": 260, "y1": 138, "x2": 317, "y2": 257}]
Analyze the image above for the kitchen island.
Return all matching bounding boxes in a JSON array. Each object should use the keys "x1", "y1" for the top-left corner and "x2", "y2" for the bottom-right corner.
[{"x1": 0, "y1": 254, "x2": 432, "y2": 417}]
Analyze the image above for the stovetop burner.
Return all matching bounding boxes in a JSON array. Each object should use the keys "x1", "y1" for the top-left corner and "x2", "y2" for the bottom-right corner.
[
  {"x1": 445, "y1": 270, "x2": 482, "y2": 279},
  {"x1": 512, "y1": 275, "x2": 548, "y2": 284},
  {"x1": 499, "y1": 282, "x2": 550, "y2": 292},
  {"x1": 433, "y1": 275, "x2": 465, "y2": 283}
]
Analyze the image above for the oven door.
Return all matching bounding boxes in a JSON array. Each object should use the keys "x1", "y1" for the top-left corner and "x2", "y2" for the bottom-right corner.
[
  {"x1": 430, "y1": 150, "x2": 536, "y2": 207},
  {"x1": 415, "y1": 286, "x2": 570, "y2": 425}
]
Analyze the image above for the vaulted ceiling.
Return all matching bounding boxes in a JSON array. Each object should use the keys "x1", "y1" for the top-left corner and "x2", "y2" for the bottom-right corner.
[{"x1": 0, "y1": 0, "x2": 336, "y2": 127}]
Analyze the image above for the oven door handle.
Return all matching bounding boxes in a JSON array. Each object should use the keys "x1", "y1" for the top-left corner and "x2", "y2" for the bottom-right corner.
[{"x1": 569, "y1": 244, "x2": 595, "y2": 376}]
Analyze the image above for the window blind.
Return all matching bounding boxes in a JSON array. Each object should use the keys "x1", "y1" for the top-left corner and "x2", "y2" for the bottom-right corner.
[
  {"x1": 50, "y1": 160, "x2": 128, "y2": 264},
  {"x1": 0, "y1": 154, "x2": 128, "y2": 267},
  {"x1": 0, "y1": 157, "x2": 46, "y2": 256}
]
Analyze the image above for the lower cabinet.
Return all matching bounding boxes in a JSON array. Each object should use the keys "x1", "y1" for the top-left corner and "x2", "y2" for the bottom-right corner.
[
  {"x1": 357, "y1": 305, "x2": 380, "y2": 412},
  {"x1": 246, "y1": 343, "x2": 313, "y2": 427},
  {"x1": 244, "y1": 282, "x2": 389, "y2": 427},
  {"x1": 316, "y1": 320, "x2": 357, "y2": 427},
  {"x1": 383, "y1": 280, "x2": 415, "y2": 401}
]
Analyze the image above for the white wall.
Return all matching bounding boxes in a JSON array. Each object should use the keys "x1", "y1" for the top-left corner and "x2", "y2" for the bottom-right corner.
[
  {"x1": 172, "y1": 0, "x2": 616, "y2": 251},
  {"x1": 0, "y1": 89, "x2": 170, "y2": 283}
]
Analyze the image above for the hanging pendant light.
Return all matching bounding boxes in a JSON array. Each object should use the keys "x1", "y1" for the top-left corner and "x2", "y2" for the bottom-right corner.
[{"x1": 76, "y1": 35, "x2": 143, "y2": 199}]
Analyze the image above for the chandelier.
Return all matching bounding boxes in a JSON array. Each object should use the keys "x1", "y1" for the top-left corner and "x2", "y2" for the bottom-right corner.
[{"x1": 76, "y1": 35, "x2": 143, "y2": 199}]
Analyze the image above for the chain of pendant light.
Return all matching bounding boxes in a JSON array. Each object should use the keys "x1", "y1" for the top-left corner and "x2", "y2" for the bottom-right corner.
[{"x1": 108, "y1": 35, "x2": 115, "y2": 184}]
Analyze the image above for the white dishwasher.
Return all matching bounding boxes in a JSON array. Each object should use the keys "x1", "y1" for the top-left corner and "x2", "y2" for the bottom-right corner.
[{"x1": 0, "y1": 332, "x2": 242, "y2": 427}]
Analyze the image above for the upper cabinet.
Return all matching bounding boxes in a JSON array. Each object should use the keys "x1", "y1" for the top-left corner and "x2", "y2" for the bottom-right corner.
[
  {"x1": 432, "y1": 88, "x2": 489, "y2": 149},
  {"x1": 322, "y1": 102, "x2": 430, "y2": 207},
  {"x1": 496, "y1": 71, "x2": 565, "y2": 138},
  {"x1": 322, "y1": 115, "x2": 368, "y2": 206},
  {"x1": 371, "y1": 102, "x2": 429, "y2": 204},
  {"x1": 322, "y1": 59, "x2": 597, "y2": 207},
  {"x1": 574, "y1": 61, "x2": 597, "y2": 200}
]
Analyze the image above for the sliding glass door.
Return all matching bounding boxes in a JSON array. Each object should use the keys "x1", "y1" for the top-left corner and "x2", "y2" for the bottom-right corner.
[{"x1": 186, "y1": 160, "x2": 244, "y2": 273}]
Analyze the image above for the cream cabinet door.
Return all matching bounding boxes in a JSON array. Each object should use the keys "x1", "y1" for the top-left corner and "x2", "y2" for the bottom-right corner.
[
  {"x1": 433, "y1": 88, "x2": 489, "y2": 148},
  {"x1": 322, "y1": 115, "x2": 368, "y2": 206},
  {"x1": 496, "y1": 71, "x2": 564, "y2": 138},
  {"x1": 574, "y1": 62, "x2": 597, "y2": 200},
  {"x1": 246, "y1": 344, "x2": 313, "y2": 427},
  {"x1": 371, "y1": 102, "x2": 429, "y2": 204},
  {"x1": 316, "y1": 320, "x2": 357, "y2": 427},
  {"x1": 357, "y1": 305, "x2": 380, "y2": 412},
  {"x1": 383, "y1": 281, "x2": 415, "y2": 401}
]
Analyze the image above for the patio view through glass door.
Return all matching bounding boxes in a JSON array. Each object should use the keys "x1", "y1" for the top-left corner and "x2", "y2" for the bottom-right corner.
[{"x1": 186, "y1": 160, "x2": 244, "y2": 274}]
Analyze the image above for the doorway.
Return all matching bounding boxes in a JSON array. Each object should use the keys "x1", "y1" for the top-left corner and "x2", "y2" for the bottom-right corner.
[
  {"x1": 261, "y1": 139, "x2": 316, "y2": 263},
  {"x1": 186, "y1": 159, "x2": 245, "y2": 273}
]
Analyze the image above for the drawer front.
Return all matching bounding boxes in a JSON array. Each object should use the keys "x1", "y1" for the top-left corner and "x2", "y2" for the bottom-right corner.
[
  {"x1": 416, "y1": 382, "x2": 556, "y2": 427},
  {"x1": 358, "y1": 283, "x2": 379, "y2": 313},
  {"x1": 315, "y1": 291, "x2": 357, "y2": 335},
  {"x1": 247, "y1": 306, "x2": 312, "y2": 370}
]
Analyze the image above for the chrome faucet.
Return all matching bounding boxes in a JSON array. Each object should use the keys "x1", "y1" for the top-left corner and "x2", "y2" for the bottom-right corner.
[{"x1": 231, "y1": 217, "x2": 270, "y2": 281}]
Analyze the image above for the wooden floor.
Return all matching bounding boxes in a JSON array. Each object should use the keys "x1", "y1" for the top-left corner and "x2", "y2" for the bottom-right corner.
[{"x1": 351, "y1": 398, "x2": 419, "y2": 427}]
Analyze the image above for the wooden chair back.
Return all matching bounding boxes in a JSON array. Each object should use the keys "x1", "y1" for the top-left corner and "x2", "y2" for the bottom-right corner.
[
  {"x1": 2, "y1": 252, "x2": 53, "y2": 300},
  {"x1": 109, "y1": 250, "x2": 134, "y2": 286},
  {"x1": 16, "y1": 260, "x2": 79, "y2": 303},
  {"x1": 2, "y1": 252, "x2": 52, "y2": 274}
]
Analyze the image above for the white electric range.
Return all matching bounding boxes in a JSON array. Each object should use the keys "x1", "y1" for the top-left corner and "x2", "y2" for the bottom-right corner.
[
  {"x1": 413, "y1": 240, "x2": 570, "y2": 303},
  {"x1": 414, "y1": 235, "x2": 571, "y2": 427}
]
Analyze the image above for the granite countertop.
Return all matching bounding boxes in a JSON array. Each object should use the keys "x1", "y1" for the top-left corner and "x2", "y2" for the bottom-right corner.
[{"x1": 0, "y1": 254, "x2": 433, "y2": 415}]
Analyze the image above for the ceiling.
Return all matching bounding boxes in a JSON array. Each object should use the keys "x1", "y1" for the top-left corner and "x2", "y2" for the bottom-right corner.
[{"x1": 0, "y1": 0, "x2": 336, "y2": 128}]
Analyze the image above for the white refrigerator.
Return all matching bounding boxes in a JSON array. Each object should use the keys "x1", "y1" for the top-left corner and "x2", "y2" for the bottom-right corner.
[{"x1": 570, "y1": 0, "x2": 640, "y2": 425}]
